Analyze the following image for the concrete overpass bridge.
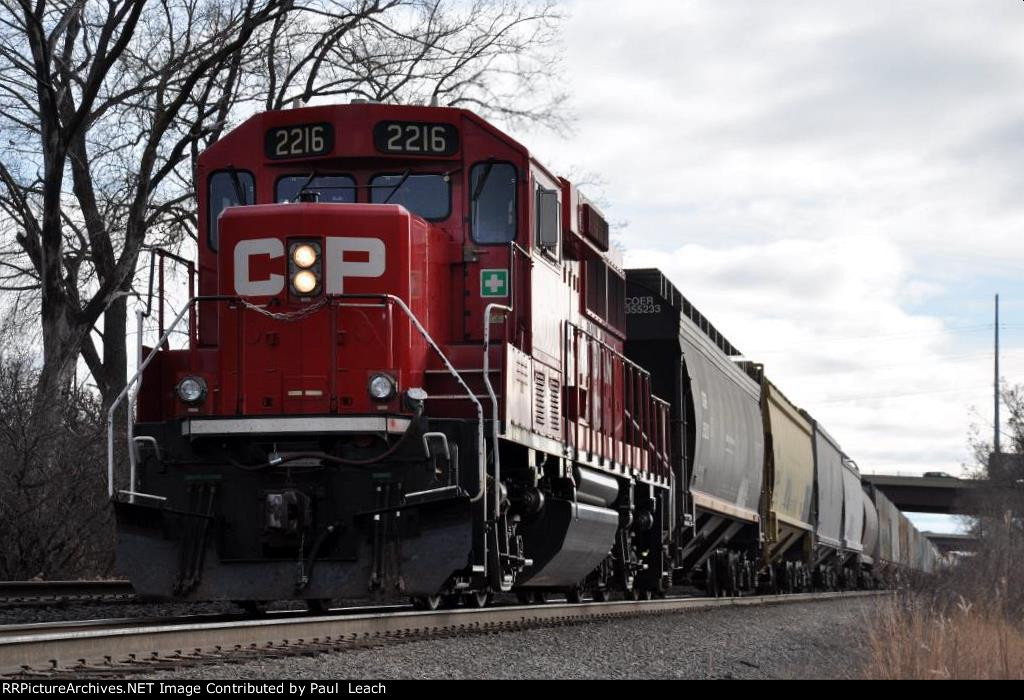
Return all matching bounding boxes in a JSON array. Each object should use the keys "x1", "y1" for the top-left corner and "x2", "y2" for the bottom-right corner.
[
  {"x1": 922, "y1": 532, "x2": 978, "y2": 554},
  {"x1": 861, "y1": 473, "x2": 979, "y2": 515}
]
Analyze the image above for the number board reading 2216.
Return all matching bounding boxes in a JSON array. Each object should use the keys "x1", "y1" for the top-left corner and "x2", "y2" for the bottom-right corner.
[
  {"x1": 374, "y1": 121, "x2": 459, "y2": 157},
  {"x1": 264, "y1": 123, "x2": 334, "y2": 159}
]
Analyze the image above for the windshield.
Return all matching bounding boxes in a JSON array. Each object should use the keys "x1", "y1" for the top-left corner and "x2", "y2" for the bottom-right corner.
[
  {"x1": 208, "y1": 170, "x2": 254, "y2": 250},
  {"x1": 276, "y1": 175, "x2": 356, "y2": 203},
  {"x1": 370, "y1": 173, "x2": 450, "y2": 221}
]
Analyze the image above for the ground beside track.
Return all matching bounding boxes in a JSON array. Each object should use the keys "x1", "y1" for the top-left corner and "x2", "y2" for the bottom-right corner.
[{"x1": 139, "y1": 596, "x2": 874, "y2": 680}]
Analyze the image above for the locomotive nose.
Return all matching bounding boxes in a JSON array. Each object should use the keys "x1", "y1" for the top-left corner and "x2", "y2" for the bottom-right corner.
[{"x1": 215, "y1": 202, "x2": 442, "y2": 418}]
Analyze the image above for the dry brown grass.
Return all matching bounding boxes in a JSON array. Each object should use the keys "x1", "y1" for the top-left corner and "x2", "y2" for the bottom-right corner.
[{"x1": 866, "y1": 592, "x2": 1024, "y2": 679}]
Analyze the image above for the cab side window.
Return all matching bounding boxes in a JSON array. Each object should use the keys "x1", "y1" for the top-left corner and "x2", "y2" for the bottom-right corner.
[
  {"x1": 534, "y1": 183, "x2": 560, "y2": 259},
  {"x1": 470, "y1": 162, "x2": 517, "y2": 244},
  {"x1": 208, "y1": 171, "x2": 255, "y2": 251}
]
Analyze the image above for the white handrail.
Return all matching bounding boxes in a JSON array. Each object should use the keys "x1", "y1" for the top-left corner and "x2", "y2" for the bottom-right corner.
[
  {"x1": 482, "y1": 303, "x2": 512, "y2": 519},
  {"x1": 372, "y1": 294, "x2": 488, "y2": 512},
  {"x1": 108, "y1": 297, "x2": 196, "y2": 498}
]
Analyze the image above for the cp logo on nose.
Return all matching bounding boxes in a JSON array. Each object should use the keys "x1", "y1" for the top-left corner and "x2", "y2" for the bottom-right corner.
[{"x1": 234, "y1": 237, "x2": 386, "y2": 296}]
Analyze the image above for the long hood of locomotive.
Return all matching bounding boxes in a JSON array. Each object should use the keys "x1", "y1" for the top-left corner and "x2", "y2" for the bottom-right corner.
[{"x1": 211, "y1": 202, "x2": 447, "y2": 416}]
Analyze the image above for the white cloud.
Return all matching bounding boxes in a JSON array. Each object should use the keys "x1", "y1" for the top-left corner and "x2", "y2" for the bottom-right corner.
[{"x1": 509, "y1": 0, "x2": 1024, "y2": 489}]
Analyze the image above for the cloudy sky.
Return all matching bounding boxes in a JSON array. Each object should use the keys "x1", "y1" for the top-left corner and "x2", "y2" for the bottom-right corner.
[{"x1": 510, "y1": 1, "x2": 1024, "y2": 532}]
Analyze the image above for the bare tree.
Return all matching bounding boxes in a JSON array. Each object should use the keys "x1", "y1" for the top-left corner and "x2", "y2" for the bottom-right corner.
[
  {"x1": 0, "y1": 0, "x2": 565, "y2": 412},
  {"x1": 0, "y1": 319, "x2": 112, "y2": 579}
]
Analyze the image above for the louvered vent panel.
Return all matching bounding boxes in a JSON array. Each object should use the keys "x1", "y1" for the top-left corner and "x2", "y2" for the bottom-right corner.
[
  {"x1": 548, "y1": 378, "x2": 561, "y2": 433},
  {"x1": 533, "y1": 370, "x2": 547, "y2": 429}
]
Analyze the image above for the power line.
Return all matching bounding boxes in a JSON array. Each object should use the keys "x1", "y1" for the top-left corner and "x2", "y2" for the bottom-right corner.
[
  {"x1": 753, "y1": 324, "x2": 996, "y2": 355},
  {"x1": 816, "y1": 385, "x2": 990, "y2": 405},
  {"x1": 773, "y1": 347, "x2": 1024, "y2": 382}
]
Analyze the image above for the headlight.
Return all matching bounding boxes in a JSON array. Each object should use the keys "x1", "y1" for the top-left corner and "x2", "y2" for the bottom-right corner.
[
  {"x1": 292, "y1": 244, "x2": 318, "y2": 269},
  {"x1": 176, "y1": 376, "x2": 207, "y2": 404},
  {"x1": 292, "y1": 270, "x2": 319, "y2": 294},
  {"x1": 289, "y1": 240, "x2": 322, "y2": 296},
  {"x1": 368, "y1": 373, "x2": 397, "y2": 401}
]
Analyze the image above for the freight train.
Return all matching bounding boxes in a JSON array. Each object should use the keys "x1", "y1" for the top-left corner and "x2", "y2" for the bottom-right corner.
[{"x1": 111, "y1": 102, "x2": 940, "y2": 609}]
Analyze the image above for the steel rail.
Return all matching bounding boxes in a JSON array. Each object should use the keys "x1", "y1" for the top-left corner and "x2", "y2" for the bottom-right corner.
[
  {"x1": 0, "y1": 591, "x2": 886, "y2": 676},
  {"x1": 0, "y1": 581, "x2": 135, "y2": 604}
]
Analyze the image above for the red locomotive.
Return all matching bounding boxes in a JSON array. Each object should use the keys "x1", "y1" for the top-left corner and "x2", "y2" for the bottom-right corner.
[
  {"x1": 113, "y1": 102, "x2": 939, "y2": 609},
  {"x1": 117, "y1": 103, "x2": 672, "y2": 608}
]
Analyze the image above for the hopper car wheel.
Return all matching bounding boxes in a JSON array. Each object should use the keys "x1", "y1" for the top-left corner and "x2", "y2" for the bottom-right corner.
[
  {"x1": 725, "y1": 556, "x2": 740, "y2": 597},
  {"x1": 593, "y1": 589, "x2": 610, "y2": 602},
  {"x1": 516, "y1": 591, "x2": 533, "y2": 604},
  {"x1": 467, "y1": 591, "x2": 491, "y2": 608},
  {"x1": 625, "y1": 589, "x2": 641, "y2": 601},
  {"x1": 706, "y1": 557, "x2": 721, "y2": 598},
  {"x1": 533, "y1": 591, "x2": 549, "y2": 604},
  {"x1": 566, "y1": 586, "x2": 584, "y2": 604},
  {"x1": 640, "y1": 589, "x2": 653, "y2": 601},
  {"x1": 237, "y1": 601, "x2": 268, "y2": 616},
  {"x1": 412, "y1": 594, "x2": 443, "y2": 611},
  {"x1": 306, "y1": 599, "x2": 331, "y2": 614},
  {"x1": 766, "y1": 564, "x2": 778, "y2": 595}
]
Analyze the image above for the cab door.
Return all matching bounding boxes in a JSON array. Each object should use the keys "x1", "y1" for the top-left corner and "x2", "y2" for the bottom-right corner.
[{"x1": 462, "y1": 161, "x2": 522, "y2": 344}]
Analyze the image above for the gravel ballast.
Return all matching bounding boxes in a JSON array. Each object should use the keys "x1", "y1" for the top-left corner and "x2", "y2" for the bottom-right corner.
[{"x1": 142, "y1": 596, "x2": 875, "y2": 680}]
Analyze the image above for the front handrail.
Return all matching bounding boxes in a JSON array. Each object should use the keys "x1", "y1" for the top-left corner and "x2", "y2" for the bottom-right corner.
[
  {"x1": 108, "y1": 296, "x2": 197, "y2": 499},
  {"x1": 338, "y1": 294, "x2": 488, "y2": 512}
]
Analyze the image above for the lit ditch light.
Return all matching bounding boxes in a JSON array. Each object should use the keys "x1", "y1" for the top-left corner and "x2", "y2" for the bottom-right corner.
[{"x1": 289, "y1": 240, "x2": 322, "y2": 296}]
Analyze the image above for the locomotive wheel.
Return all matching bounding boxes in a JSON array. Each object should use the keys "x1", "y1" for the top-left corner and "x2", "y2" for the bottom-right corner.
[{"x1": 306, "y1": 598, "x2": 331, "y2": 614}]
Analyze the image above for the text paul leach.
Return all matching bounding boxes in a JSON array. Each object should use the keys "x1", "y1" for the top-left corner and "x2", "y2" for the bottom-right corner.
[{"x1": 1, "y1": 682, "x2": 387, "y2": 696}]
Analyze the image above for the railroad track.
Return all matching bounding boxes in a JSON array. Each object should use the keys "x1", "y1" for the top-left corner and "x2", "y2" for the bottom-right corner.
[
  {"x1": 0, "y1": 591, "x2": 886, "y2": 678},
  {"x1": 0, "y1": 581, "x2": 136, "y2": 608}
]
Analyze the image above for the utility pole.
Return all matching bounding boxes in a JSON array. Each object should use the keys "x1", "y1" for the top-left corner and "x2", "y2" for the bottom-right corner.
[{"x1": 994, "y1": 294, "x2": 1000, "y2": 455}]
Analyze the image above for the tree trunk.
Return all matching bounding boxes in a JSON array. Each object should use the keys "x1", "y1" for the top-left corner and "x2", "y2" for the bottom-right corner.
[
  {"x1": 36, "y1": 295, "x2": 78, "y2": 416},
  {"x1": 100, "y1": 294, "x2": 128, "y2": 409}
]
